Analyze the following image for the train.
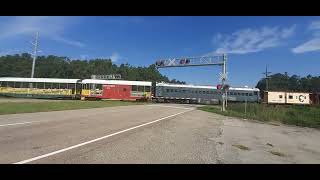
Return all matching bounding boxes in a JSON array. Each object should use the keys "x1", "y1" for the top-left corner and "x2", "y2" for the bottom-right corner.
[
  {"x1": 0, "y1": 77, "x2": 152, "y2": 101},
  {"x1": 0, "y1": 77, "x2": 316, "y2": 105},
  {"x1": 262, "y1": 91, "x2": 313, "y2": 105},
  {"x1": 0, "y1": 77, "x2": 260, "y2": 104}
]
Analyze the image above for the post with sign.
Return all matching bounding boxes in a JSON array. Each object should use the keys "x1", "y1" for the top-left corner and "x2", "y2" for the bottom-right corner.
[{"x1": 220, "y1": 54, "x2": 227, "y2": 112}]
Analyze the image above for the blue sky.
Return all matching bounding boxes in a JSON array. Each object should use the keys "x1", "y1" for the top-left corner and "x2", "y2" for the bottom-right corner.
[{"x1": 0, "y1": 16, "x2": 320, "y2": 87}]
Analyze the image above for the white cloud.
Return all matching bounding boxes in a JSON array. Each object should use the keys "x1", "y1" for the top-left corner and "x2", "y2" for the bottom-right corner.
[
  {"x1": 52, "y1": 36, "x2": 85, "y2": 48},
  {"x1": 292, "y1": 38, "x2": 320, "y2": 53},
  {"x1": 292, "y1": 20, "x2": 320, "y2": 54},
  {"x1": 210, "y1": 25, "x2": 296, "y2": 55},
  {"x1": 0, "y1": 16, "x2": 84, "y2": 48},
  {"x1": 110, "y1": 52, "x2": 120, "y2": 62},
  {"x1": 309, "y1": 20, "x2": 320, "y2": 30}
]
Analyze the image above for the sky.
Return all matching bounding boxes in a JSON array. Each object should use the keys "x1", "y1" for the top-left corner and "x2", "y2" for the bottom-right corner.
[{"x1": 0, "y1": 16, "x2": 320, "y2": 87}]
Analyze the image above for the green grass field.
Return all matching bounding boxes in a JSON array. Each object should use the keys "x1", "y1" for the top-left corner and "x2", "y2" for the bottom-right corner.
[
  {"x1": 0, "y1": 100, "x2": 145, "y2": 115},
  {"x1": 198, "y1": 103, "x2": 320, "y2": 129}
]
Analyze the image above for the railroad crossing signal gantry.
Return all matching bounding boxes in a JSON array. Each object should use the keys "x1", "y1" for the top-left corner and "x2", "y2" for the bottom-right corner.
[{"x1": 155, "y1": 54, "x2": 228, "y2": 112}]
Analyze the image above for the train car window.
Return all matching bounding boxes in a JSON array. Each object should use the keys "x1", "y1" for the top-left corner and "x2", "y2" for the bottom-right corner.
[
  {"x1": 166, "y1": 89, "x2": 170, "y2": 93},
  {"x1": 199, "y1": 91, "x2": 201, "y2": 94},
  {"x1": 60, "y1": 83, "x2": 67, "y2": 89},
  {"x1": 289, "y1": 95, "x2": 293, "y2": 99},
  {"x1": 175, "y1": 89, "x2": 178, "y2": 92},
  {"x1": 207, "y1": 91, "x2": 209, "y2": 94},
  {"x1": 170, "y1": 89, "x2": 173, "y2": 92},
  {"x1": 246, "y1": 93, "x2": 249, "y2": 96},
  {"x1": 145, "y1": 86, "x2": 151, "y2": 92},
  {"x1": 182, "y1": 90, "x2": 186, "y2": 93},
  {"x1": 203, "y1": 91, "x2": 206, "y2": 94},
  {"x1": 279, "y1": 95, "x2": 283, "y2": 98},
  {"x1": 132, "y1": 85, "x2": 137, "y2": 91},
  {"x1": 241, "y1": 93, "x2": 244, "y2": 96},
  {"x1": 138, "y1": 86, "x2": 144, "y2": 92},
  {"x1": 254, "y1": 92, "x2": 258, "y2": 95},
  {"x1": 249, "y1": 93, "x2": 253, "y2": 96},
  {"x1": 123, "y1": 88, "x2": 126, "y2": 91}
]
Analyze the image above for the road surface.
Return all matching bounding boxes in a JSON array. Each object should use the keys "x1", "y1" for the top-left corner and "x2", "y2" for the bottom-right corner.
[{"x1": 0, "y1": 103, "x2": 319, "y2": 164}]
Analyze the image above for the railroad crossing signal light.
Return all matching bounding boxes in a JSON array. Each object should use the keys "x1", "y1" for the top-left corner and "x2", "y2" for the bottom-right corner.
[
  {"x1": 179, "y1": 59, "x2": 190, "y2": 65},
  {"x1": 217, "y1": 84, "x2": 230, "y2": 90},
  {"x1": 223, "y1": 84, "x2": 230, "y2": 90},
  {"x1": 156, "y1": 60, "x2": 165, "y2": 67}
]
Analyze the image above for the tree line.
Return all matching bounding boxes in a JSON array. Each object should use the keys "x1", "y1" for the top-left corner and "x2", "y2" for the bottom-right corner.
[
  {"x1": 256, "y1": 72, "x2": 320, "y2": 93},
  {"x1": 0, "y1": 53, "x2": 186, "y2": 84}
]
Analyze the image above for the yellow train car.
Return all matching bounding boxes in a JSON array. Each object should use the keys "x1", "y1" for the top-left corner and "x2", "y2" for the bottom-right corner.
[{"x1": 0, "y1": 77, "x2": 81, "y2": 99}]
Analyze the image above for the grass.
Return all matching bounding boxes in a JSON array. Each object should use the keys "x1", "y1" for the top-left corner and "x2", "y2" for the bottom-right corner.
[
  {"x1": 0, "y1": 100, "x2": 145, "y2": 115},
  {"x1": 198, "y1": 103, "x2": 320, "y2": 129}
]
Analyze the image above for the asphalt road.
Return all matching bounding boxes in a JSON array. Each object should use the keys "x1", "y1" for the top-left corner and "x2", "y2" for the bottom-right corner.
[{"x1": 0, "y1": 103, "x2": 319, "y2": 164}]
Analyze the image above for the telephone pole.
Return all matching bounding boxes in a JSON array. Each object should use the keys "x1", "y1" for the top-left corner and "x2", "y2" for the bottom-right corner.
[
  {"x1": 31, "y1": 32, "x2": 39, "y2": 79},
  {"x1": 29, "y1": 32, "x2": 40, "y2": 88},
  {"x1": 263, "y1": 65, "x2": 271, "y2": 91}
]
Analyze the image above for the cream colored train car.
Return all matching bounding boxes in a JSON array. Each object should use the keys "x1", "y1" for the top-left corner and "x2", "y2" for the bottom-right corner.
[
  {"x1": 264, "y1": 91, "x2": 286, "y2": 104},
  {"x1": 264, "y1": 91, "x2": 310, "y2": 105},
  {"x1": 285, "y1": 92, "x2": 310, "y2": 105}
]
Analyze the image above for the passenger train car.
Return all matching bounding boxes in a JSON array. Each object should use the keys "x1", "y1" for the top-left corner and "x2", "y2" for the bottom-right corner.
[
  {"x1": 153, "y1": 83, "x2": 260, "y2": 104},
  {"x1": 0, "y1": 77, "x2": 151, "y2": 100}
]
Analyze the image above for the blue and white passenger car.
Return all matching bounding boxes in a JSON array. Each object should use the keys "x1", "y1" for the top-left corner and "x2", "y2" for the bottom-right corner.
[{"x1": 154, "y1": 83, "x2": 260, "y2": 104}]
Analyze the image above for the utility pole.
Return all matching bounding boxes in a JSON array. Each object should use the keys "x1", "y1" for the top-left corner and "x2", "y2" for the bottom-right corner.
[
  {"x1": 221, "y1": 54, "x2": 227, "y2": 112},
  {"x1": 263, "y1": 65, "x2": 271, "y2": 91},
  {"x1": 31, "y1": 32, "x2": 39, "y2": 79}
]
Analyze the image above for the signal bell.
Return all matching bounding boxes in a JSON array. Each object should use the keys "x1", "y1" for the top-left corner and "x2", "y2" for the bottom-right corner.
[{"x1": 179, "y1": 59, "x2": 190, "y2": 65}]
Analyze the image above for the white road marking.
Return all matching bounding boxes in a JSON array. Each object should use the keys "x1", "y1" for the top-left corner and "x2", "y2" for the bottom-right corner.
[
  {"x1": 0, "y1": 121, "x2": 40, "y2": 127},
  {"x1": 146, "y1": 104, "x2": 194, "y2": 110},
  {"x1": 13, "y1": 108, "x2": 194, "y2": 164}
]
